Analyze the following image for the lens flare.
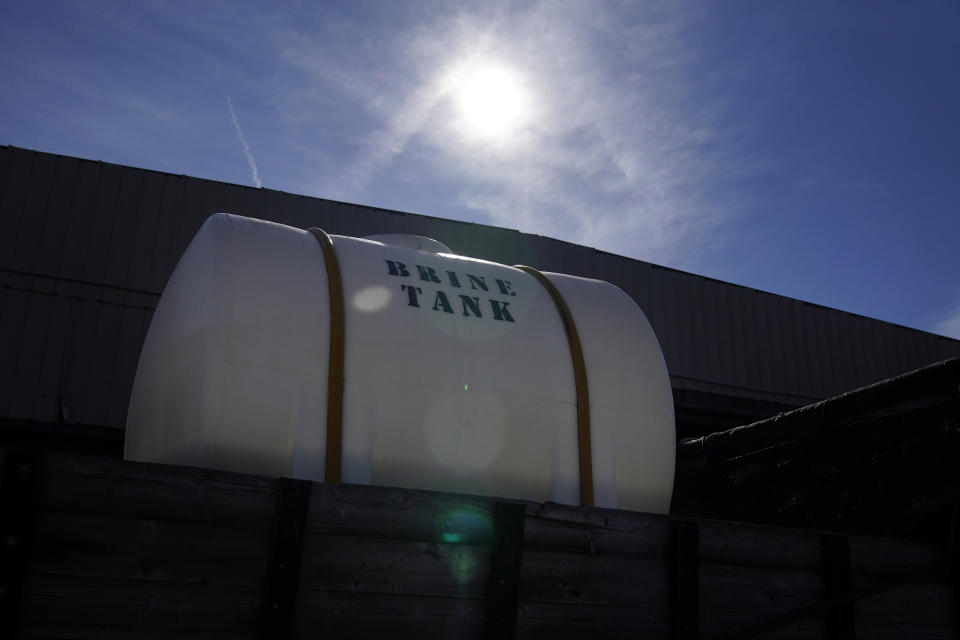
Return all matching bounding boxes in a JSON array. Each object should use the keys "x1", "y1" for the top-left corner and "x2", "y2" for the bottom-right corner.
[
  {"x1": 423, "y1": 391, "x2": 508, "y2": 473},
  {"x1": 352, "y1": 285, "x2": 391, "y2": 313},
  {"x1": 436, "y1": 508, "x2": 493, "y2": 587},
  {"x1": 438, "y1": 508, "x2": 492, "y2": 545}
]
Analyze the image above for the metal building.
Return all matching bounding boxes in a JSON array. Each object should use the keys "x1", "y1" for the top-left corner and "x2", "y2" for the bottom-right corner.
[{"x1": 2, "y1": 145, "x2": 958, "y2": 454}]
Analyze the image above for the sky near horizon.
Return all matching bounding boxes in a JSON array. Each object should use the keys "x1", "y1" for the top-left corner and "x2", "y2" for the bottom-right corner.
[{"x1": 1, "y1": 1, "x2": 958, "y2": 339}]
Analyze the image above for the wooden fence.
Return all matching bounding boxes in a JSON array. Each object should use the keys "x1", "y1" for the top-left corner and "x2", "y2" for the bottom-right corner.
[
  {"x1": 1, "y1": 449, "x2": 956, "y2": 639},
  {"x1": 675, "y1": 358, "x2": 960, "y2": 540}
]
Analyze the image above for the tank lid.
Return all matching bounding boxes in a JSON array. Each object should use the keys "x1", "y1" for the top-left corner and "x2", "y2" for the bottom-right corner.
[{"x1": 364, "y1": 234, "x2": 452, "y2": 253}]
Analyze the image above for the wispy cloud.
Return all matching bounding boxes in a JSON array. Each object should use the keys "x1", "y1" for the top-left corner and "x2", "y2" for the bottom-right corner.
[
  {"x1": 215, "y1": 60, "x2": 262, "y2": 188},
  {"x1": 226, "y1": 95, "x2": 262, "y2": 188},
  {"x1": 272, "y1": 3, "x2": 748, "y2": 266},
  {"x1": 5, "y1": 1, "x2": 957, "y2": 337}
]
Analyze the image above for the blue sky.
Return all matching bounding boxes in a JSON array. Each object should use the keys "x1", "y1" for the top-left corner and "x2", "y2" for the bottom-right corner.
[{"x1": 2, "y1": 1, "x2": 959, "y2": 338}]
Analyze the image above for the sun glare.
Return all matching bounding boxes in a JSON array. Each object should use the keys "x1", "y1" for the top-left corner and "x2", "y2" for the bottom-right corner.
[{"x1": 456, "y1": 66, "x2": 526, "y2": 138}]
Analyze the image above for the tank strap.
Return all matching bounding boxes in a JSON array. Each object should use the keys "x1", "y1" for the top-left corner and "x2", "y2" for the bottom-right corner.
[
  {"x1": 307, "y1": 228, "x2": 345, "y2": 483},
  {"x1": 514, "y1": 266, "x2": 594, "y2": 507}
]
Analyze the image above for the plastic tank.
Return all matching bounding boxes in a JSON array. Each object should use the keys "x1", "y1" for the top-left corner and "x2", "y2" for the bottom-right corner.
[{"x1": 125, "y1": 213, "x2": 675, "y2": 513}]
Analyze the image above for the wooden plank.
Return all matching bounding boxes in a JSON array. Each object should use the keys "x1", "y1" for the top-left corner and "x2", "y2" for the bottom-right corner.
[
  {"x1": 294, "y1": 590, "x2": 484, "y2": 640},
  {"x1": 700, "y1": 609, "x2": 825, "y2": 639},
  {"x1": 700, "y1": 563, "x2": 824, "y2": 616},
  {"x1": 19, "y1": 574, "x2": 258, "y2": 640},
  {"x1": 849, "y1": 535, "x2": 951, "y2": 581},
  {"x1": 672, "y1": 520, "x2": 699, "y2": 639},
  {"x1": 852, "y1": 580, "x2": 957, "y2": 627},
  {"x1": 710, "y1": 579, "x2": 957, "y2": 640},
  {"x1": 523, "y1": 507, "x2": 669, "y2": 559},
  {"x1": 298, "y1": 533, "x2": 491, "y2": 598},
  {"x1": 698, "y1": 521, "x2": 821, "y2": 571},
  {"x1": 484, "y1": 501, "x2": 525, "y2": 639},
  {"x1": 259, "y1": 479, "x2": 311, "y2": 640},
  {"x1": 303, "y1": 482, "x2": 496, "y2": 545},
  {"x1": 7, "y1": 450, "x2": 960, "y2": 638},
  {"x1": 520, "y1": 550, "x2": 669, "y2": 608},
  {"x1": 518, "y1": 602, "x2": 671, "y2": 639},
  {"x1": 526, "y1": 505, "x2": 824, "y2": 576},
  {"x1": 852, "y1": 618, "x2": 958, "y2": 640},
  {"x1": 35, "y1": 454, "x2": 279, "y2": 527},
  {"x1": 29, "y1": 511, "x2": 271, "y2": 586},
  {"x1": 707, "y1": 612, "x2": 955, "y2": 640},
  {"x1": 527, "y1": 501, "x2": 669, "y2": 538}
]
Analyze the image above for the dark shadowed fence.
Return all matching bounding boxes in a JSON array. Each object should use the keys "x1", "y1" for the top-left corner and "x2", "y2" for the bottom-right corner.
[
  {"x1": 1, "y1": 449, "x2": 956, "y2": 639},
  {"x1": 675, "y1": 357, "x2": 960, "y2": 541}
]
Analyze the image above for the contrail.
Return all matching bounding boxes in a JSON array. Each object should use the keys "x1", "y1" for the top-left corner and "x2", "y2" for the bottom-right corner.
[{"x1": 226, "y1": 95, "x2": 262, "y2": 188}]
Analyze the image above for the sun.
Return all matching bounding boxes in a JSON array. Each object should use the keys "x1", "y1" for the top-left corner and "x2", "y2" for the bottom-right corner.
[{"x1": 455, "y1": 65, "x2": 526, "y2": 138}]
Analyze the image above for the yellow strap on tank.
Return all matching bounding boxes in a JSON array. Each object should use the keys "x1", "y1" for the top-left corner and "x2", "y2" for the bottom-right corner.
[
  {"x1": 308, "y1": 228, "x2": 345, "y2": 483},
  {"x1": 515, "y1": 265, "x2": 594, "y2": 507}
]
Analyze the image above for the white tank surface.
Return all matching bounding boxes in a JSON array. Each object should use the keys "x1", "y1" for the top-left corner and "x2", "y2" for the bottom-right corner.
[{"x1": 125, "y1": 213, "x2": 675, "y2": 513}]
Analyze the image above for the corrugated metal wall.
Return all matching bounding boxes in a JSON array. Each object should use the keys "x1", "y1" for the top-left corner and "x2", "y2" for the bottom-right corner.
[{"x1": 2, "y1": 146, "x2": 958, "y2": 435}]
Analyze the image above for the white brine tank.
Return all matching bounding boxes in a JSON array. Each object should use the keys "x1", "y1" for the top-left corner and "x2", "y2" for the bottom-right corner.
[{"x1": 125, "y1": 213, "x2": 676, "y2": 513}]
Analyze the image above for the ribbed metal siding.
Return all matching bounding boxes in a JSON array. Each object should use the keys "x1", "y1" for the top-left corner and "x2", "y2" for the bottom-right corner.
[{"x1": 2, "y1": 146, "x2": 959, "y2": 431}]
